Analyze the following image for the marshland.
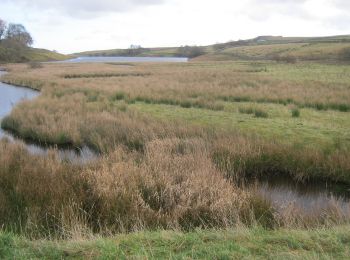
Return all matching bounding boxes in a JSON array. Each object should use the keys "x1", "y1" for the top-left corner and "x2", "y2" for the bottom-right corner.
[
  {"x1": 1, "y1": 56, "x2": 350, "y2": 257},
  {"x1": 1, "y1": 7, "x2": 350, "y2": 258}
]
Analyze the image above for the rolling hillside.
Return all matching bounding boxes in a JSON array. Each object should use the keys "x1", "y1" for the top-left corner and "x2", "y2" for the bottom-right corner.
[
  {"x1": 76, "y1": 46, "x2": 181, "y2": 58},
  {"x1": 21, "y1": 48, "x2": 71, "y2": 62},
  {"x1": 0, "y1": 45, "x2": 70, "y2": 63},
  {"x1": 198, "y1": 35, "x2": 350, "y2": 62},
  {"x1": 75, "y1": 35, "x2": 350, "y2": 62}
]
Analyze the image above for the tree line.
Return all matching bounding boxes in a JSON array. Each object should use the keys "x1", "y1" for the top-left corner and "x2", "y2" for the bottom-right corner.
[{"x1": 0, "y1": 18, "x2": 33, "y2": 62}]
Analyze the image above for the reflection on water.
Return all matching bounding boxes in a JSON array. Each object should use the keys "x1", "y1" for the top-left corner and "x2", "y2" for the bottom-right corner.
[
  {"x1": 252, "y1": 178, "x2": 350, "y2": 216},
  {"x1": 58, "y1": 56, "x2": 188, "y2": 63},
  {"x1": 0, "y1": 75, "x2": 38, "y2": 120},
  {"x1": 0, "y1": 71, "x2": 98, "y2": 163}
]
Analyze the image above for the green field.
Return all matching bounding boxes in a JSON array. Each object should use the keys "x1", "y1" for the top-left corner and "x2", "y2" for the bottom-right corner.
[
  {"x1": 130, "y1": 101, "x2": 350, "y2": 150},
  {"x1": 2, "y1": 227, "x2": 350, "y2": 259}
]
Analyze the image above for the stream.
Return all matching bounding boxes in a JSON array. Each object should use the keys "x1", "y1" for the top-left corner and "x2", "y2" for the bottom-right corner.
[
  {"x1": 0, "y1": 70, "x2": 349, "y2": 215},
  {"x1": 0, "y1": 71, "x2": 97, "y2": 163}
]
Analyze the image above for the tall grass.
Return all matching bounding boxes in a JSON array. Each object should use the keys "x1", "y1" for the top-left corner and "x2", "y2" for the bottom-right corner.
[
  {"x1": 2, "y1": 61, "x2": 350, "y2": 112},
  {"x1": 0, "y1": 139, "x2": 250, "y2": 238},
  {"x1": 0, "y1": 137, "x2": 349, "y2": 239},
  {"x1": 212, "y1": 135, "x2": 350, "y2": 183},
  {"x1": 0, "y1": 61, "x2": 349, "y2": 239}
]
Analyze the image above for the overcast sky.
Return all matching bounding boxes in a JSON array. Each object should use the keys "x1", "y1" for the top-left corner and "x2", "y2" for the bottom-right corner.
[{"x1": 1, "y1": 0, "x2": 349, "y2": 54}]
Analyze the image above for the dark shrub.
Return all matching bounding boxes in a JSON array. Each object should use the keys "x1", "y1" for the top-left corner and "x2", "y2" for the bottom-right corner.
[
  {"x1": 273, "y1": 55, "x2": 297, "y2": 64},
  {"x1": 27, "y1": 61, "x2": 43, "y2": 69},
  {"x1": 339, "y1": 47, "x2": 350, "y2": 62},
  {"x1": 176, "y1": 46, "x2": 205, "y2": 58},
  {"x1": 254, "y1": 109, "x2": 268, "y2": 118},
  {"x1": 291, "y1": 108, "x2": 300, "y2": 117}
]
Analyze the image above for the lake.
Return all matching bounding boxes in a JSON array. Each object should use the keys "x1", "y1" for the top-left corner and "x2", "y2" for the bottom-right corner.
[{"x1": 60, "y1": 56, "x2": 188, "y2": 63}]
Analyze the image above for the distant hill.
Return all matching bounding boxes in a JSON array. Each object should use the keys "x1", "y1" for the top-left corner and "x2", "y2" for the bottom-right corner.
[
  {"x1": 75, "y1": 47, "x2": 180, "y2": 58},
  {"x1": 197, "y1": 35, "x2": 350, "y2": 62},
  {"x1": 75, "y1": 35, "x2": 350, "y2": 62},
  {"x1": 0, "y1": 45, "x2": 70, "y2": 63}
]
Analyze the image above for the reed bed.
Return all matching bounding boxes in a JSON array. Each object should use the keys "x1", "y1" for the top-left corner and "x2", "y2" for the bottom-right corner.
[
  {"x1": 3, "y1": 61, "x2": 350, "y2": 111},
  {"x1": 0, "y1": 61, "x2": 349, "y2": 238},
  {"x1": 0, "y1": 138, "x2": 349, "y2": 239}
]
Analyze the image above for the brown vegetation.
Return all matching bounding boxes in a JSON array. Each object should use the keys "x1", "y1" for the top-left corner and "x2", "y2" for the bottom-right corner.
[
  {"x1": 1, "y1": 136, "x2": 349, "y2": 239},
  {"x1": 0, "y1": 61, "x2": 349, "y2": 238}
]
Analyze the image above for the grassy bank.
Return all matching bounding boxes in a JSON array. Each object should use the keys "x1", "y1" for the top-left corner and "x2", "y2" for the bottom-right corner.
[{"x1": 2, "y1": 227, "x2": 350, "y2": 259}]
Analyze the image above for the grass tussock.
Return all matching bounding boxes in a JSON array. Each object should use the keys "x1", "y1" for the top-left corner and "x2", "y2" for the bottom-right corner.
[{"x1": 239, "y1": 106, "x2": 269, "y2": 118}]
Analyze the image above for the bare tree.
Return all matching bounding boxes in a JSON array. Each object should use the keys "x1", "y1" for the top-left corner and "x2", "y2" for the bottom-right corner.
[
  {"x1": 0, "y1": 18, "x2": 6, "y2": 40},
  {"x1": 5, "y1": 23, "x2": 33, "y2": 46}
]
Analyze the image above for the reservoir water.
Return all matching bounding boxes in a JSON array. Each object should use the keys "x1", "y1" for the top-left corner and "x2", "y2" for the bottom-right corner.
[{"x1": 59, "y1": 56, "x2": 188, "y2": 63}]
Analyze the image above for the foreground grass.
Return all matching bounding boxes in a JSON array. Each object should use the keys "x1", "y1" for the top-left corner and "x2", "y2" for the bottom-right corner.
[{"x1": 2, "y1": 227, "x2": 350, "y2": 259}]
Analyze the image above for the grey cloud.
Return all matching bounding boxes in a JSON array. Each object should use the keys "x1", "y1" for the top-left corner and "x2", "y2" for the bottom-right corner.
[
  {"x1": 243, "y1": 0, "x2": 350, "y2": 23},
  {"x1": 327, "y1": 15, "x2": 350, "y2": 30},
  {"x1": 251, "y1": 0, "x2": 306, "y2": 3},
  {"x1": 243, "y1": 0, "x2": 309, "y2": 21},
  {"x1": 4, "y1": 0, "x2": 165, "y2": 18},
  {"x1": 326, "y1": 0, "x2": 350, "y2": 30},
  {"x1": 333, "y1": 0, "x2": 350, "y2": 9}
]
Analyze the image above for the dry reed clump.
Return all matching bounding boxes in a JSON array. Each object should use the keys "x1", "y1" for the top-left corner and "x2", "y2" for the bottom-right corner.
[
  {"x1": 0, "y1": 138, "x2": 251, "y2": 238},
  {"x1": 0, "y1": 139, "x2": 89, "y2": 237},
  {"x1": 82, "y1": 138, "x2": 250, "y2": 233},
  {"x1": 0, "y1": 138, "x2": 349, "y2": 238}
]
